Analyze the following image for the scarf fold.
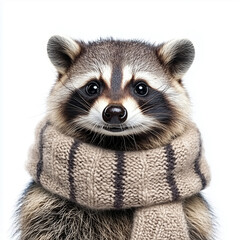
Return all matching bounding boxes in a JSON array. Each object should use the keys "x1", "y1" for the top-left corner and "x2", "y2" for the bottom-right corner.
[{"x1": 27, "y1": 118, "x2": 210, "y2": 239}]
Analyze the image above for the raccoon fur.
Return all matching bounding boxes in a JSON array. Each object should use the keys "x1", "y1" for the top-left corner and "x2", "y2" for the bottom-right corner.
[{"x1": 15, "y1": 36, "x2": 214, "y2": 239}]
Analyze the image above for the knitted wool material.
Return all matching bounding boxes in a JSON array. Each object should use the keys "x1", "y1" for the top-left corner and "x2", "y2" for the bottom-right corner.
[{"x1": 27, "y1": 119, "x2": 211, "y2": 239}]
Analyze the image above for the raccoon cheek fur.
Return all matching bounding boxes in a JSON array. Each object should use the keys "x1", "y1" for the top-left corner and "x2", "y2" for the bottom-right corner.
[{"x1": 15, "y1": 36, "x2": 215, "y2": 240}]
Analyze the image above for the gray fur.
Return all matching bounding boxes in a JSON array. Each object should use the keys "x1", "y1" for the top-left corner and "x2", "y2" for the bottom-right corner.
[
  {"x1": 16, "y1": 182, "x2": 214, "y2": 240},
  {"x1": 47, "y1": 35, "x2": 81, "y2": 74},
  {"x1": 157, "y1": 39, "x2": 195, "y2": 78},
  {"x1": 16, "y1": 182, "x2": 134, "y2": 240}
]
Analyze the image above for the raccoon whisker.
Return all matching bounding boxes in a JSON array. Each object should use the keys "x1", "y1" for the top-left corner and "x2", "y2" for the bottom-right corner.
[
  {"x1": 121, "y1": 128, "x2": 132, "y2": 150},
  {"x1": 142, "y1": 110, "x2": 173, "y2": 118},
  {"x1": 59, "y1": 78, "x2": 76, "y2": 94},
  {"x1": 148, "y1": 128, "x2": 163, "y2": 139},
  {"x1": 75, "y1": 92, "x2": 92, "y2": 109},
  {"x1": 47, "y1": 101, "x2": 90, "y2": 115},
  {"x1": 66, "y1": 80, "x2": 92, "y2": 109},
  {"x1": 66, "y1": 102, "x2": 90, "y2": 112},
  {"x1": 124, "y1": 125, "x2": 135, "y2": 145},
  {"x1": 71, "y1": 123, "x2": 85, "y2": 135},
  {"x1": 75, "y1": 120, "x2": 107, "y2": 146},
  {"x1": 137, "y1": 123, "x2": 152, "y2": 132},
  {"x1": 90, "y1": 124, "x2": 102, "y2": 144},
  {"x1": 126, "y1": 124, "x2": 140, "y2": 146},
  {"x1": 139, "y1": 107, "x2": 172, "y2": 116},
  {"x1": 126, "y1": 115, "x2": 156, "y2": 133},
  {"x1": 139, "y1": 103, "x2": 174, "y2": 117},
  {"x1": 97, "y1": 132, "x2": 106, "y2": 146},
  {"x1": 90, "y1": 132, "x2": 97, "y2": 145},
  {"x1": 71, "y1": 118, "x2": 89, "y2": 130},
  {"x1": 131, "y1": 135, "x2": 138, "y2": 150},
  {"x1": 136, "y1": 123, "x2": 159, "y2": 138},
  {"x1": 63, "y1": 92, "x2": 92, "y2": 112},
  {"x1": 156, "y1": 83, "x2": 171, "y2": 94},
  {"x1": 136, "y1": 120, "x2": 166, "y2": 137},
  {"x1": 69, "y1": 92, "x2": 92, "y2": 109},
  {"x1": 121, "y1": 131, "x2": 137, "y2": 151},
  {"x1": 132, "y1": 92, "x2": 169, "y2": 113},
  {"x1": 120, "y1": 135, "x2": 128, "y2": 151},
  {"x1": 47, "y1": 94, "x2": 91, "y2": 114}
]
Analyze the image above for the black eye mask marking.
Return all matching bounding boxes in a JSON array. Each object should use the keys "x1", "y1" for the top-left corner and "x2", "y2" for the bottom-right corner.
[
  {"x1": 131, "y1": 83, "x2": 174, "y2": 125},
  {"x1": 63, "y1": 80, "x2": 104, "y2": 122}
]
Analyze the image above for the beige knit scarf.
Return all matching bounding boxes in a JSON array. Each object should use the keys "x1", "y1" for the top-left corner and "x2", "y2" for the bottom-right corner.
[{"x1": 27, "y1": 119, "x2": 210, "y2": 240}]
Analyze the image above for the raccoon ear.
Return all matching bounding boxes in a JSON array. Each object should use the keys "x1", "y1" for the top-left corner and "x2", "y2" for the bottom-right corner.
[
  {"x1": 47, "y1": 35, "x2": 81, "y2": 74},
  {"x1": 157, "y1": 39, "x2": 195, "y2": 79}
]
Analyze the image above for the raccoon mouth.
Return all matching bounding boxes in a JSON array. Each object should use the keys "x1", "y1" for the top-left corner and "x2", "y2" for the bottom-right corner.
[{"x1": 103, "y1": 126, "x2": 129, "y2": 132}]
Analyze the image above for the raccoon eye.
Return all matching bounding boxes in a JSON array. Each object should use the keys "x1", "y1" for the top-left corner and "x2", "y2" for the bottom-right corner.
[
  {"x1": 134, "y1": 82, "x2": 149, "y2": 96},
  {"x1": 85, "y1": 81, "x2": 100, "y2": 95}
]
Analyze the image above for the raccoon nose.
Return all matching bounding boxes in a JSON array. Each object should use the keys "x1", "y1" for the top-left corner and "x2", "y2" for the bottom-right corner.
[{"x1": 102, "y1": 105, "x2": 127, "y2": 124}]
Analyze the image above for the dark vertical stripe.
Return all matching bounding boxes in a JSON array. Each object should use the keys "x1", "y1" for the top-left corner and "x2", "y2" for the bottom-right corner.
[
  {"x1": 68, "y1": 139, "x2": 81, "y2": 202},
  {"x1": 194, "y1": 139, "x2": 207, "y2": 189},
  {"x1": 164, "y1": 144, "x2": 180, "y2": 200},
  {"x1": 113, "y1": 151, "x2": 125, "y2": 209},
  {"x1": 36, "y1": 121, "x2": 50, "y2": 183},
  {"x1": 111, "y1": 65, "x2": 122, "y2": 97}
]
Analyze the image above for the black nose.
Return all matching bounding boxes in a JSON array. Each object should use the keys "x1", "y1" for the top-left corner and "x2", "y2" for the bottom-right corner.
[{"x1": 102, "y1": 105, "x2": 127, "y2": 124}]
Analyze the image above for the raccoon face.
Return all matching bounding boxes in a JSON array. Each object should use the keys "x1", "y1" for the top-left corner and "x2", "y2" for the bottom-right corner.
[{"x1": 47, "y1": 36, "x2": 194, "y2": 150}]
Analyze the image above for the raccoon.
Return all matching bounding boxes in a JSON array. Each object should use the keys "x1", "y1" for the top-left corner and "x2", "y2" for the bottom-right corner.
[{"x1": 16, "y1": 36, "x2": 214, "y2": 240}]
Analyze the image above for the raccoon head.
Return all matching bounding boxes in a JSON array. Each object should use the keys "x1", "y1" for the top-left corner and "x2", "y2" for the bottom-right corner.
[{"x1": 47, "y1": 36, "x2": 194, "y2": 150}]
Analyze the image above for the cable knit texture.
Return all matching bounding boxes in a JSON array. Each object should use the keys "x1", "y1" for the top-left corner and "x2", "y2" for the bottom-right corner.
[{"x1": 26, "y1": 118, "x2": 211, "y2": 239}]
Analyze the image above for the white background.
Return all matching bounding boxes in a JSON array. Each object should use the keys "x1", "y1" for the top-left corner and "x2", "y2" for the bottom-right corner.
[{"x1": 0, "y1": 0, "x2": 240, "y2": 239}]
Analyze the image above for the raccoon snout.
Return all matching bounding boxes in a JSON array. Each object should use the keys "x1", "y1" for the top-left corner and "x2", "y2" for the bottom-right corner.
[{"x1": 102, "y1": 105, "x2": 127, "y2": 124}]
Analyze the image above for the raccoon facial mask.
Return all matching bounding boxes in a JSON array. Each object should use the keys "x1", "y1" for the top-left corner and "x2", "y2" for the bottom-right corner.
[
  {"x1": 27, "y1": 118, "x2": 210, "y2": 240},
  {"x1": 46, "y1": 36, "x2": 195, "y2": 150}
]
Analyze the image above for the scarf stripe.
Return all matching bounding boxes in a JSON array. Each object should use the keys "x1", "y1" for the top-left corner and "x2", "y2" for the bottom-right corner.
[
  {"x1": 28, "y1": 119, "x2": 210, "y2": 212},
  {"x1": 68, "y1": 139, "x2": 81, "y2": 202},
  {"x1": 194, "y1": 140, "x2": 207, "y2": 189},
  {"x1": 164, "y1": 144, "x2": 180, "y2": 201},
  {"x1": 36, "y1": 121, "x2": 50, "y2": 183},
  {"x1": 113, "y1": 151, "x2": 125, "y2": 209}
]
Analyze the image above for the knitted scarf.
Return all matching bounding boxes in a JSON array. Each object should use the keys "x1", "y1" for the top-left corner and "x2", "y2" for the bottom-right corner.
[{"x1": 27, "y1": 119, "x2": 210, "y2": 240}]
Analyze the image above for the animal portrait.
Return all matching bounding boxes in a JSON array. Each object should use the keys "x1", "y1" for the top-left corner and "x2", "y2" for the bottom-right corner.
[{"x1": 15, "y1": 36, "x2": 214, "y2": 240}]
